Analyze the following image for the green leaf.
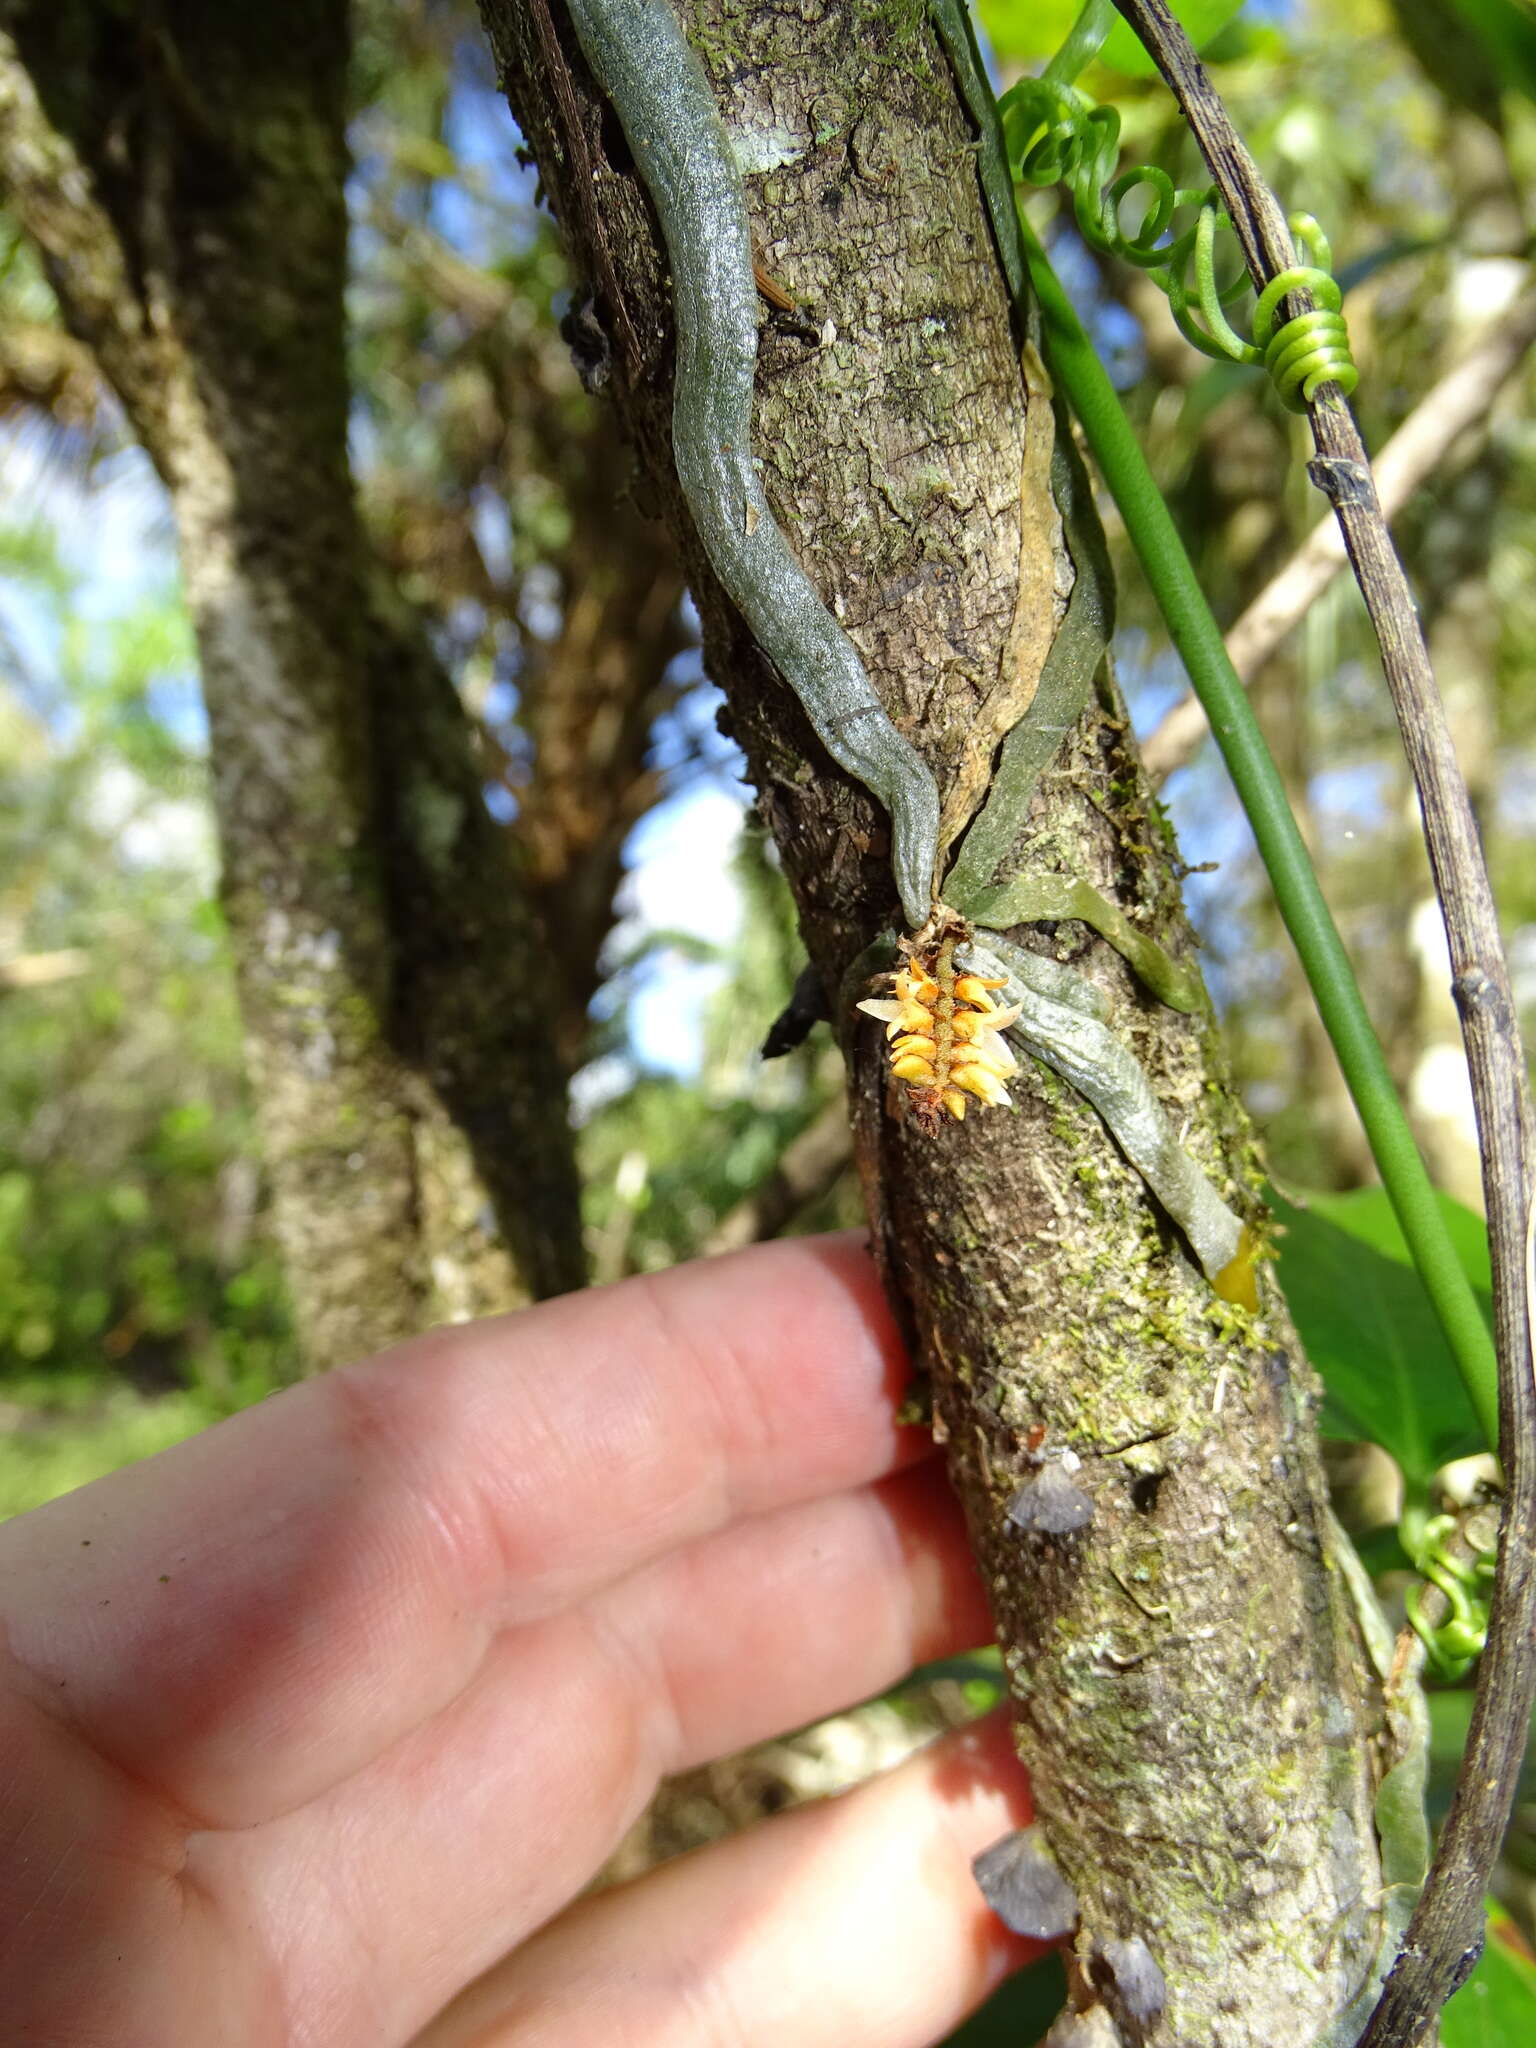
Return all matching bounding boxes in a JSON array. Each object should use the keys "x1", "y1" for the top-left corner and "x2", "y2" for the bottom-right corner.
[
  {"x1": 1302, "y1": 1184, "x2": 1493, "y2": 1298},
  {"x1": 1441, "y1": 1906, "x2": 1536, "y2": 2046},
  {"x1": 978, "y1": 0, "x2": 1095, "y2": 64},
  {"x1": 1270, "y1": 1187, "x2": 1489, "y2": 1482},
  {"x1": 1425, "y1": 1692, "x2": 1536, "y2": 1824},
  {"x1": 1454, "y1": 0, "x2": 1536, "y2": 101},
  {"x1": 942, "y1": 1952, "x2": 1068, "y2": 2045},
  {"x1": 1101, "y1": 0, "x2": 1247, "y2": 75},
  {"x1": 1390, "y1": 0, "x2": 1536, "y2": 119},
  {"x1": 978, "y1": 0, "x2": 1247, "y2": 74}
]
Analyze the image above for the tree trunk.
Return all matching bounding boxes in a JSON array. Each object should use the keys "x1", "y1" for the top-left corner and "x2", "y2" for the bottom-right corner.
[
  {"x1": 486, "y1": 3, "x2": 1400, "y2": 2042},
  {"x1": 0, "y1": 0, "x2": 587, "y2": 1362}
]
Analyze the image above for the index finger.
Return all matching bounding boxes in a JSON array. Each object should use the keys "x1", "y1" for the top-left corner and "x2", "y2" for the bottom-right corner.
[{"x1": 2, "y1": 1232, "x2": 920, "y2": 1825}]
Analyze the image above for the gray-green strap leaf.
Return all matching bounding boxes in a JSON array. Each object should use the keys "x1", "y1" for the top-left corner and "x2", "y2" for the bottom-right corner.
[
  {"x1": 964, "y1": 933, "x2": 1243, "y2": 1278},
  {"x1": 565, "y1": 0, "x2": 939, "y2": 927},
  {"x1": 963, "y1": 870, "x2": 1202, "y2": 1014},
  {"x1": 944, "y1": 427, "x2": 1114, "y2": 910}
]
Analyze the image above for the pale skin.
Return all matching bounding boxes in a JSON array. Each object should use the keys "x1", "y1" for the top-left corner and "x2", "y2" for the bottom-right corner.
[{"x1": 0, "y1": 1233, "x2": 1041, "y2": 2047}]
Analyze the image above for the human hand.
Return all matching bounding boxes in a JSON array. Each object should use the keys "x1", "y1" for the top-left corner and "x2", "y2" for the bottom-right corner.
[{"x1": 0, "y1": 1233, "x2": 1037, "y2": 2046}]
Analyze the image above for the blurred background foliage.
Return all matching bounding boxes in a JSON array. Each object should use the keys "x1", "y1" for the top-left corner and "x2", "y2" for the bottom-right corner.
[
  {"x1": 4, "y1": 0, "x2": 1536, "y2": 2023},
  {"x1": 0, "y1": 0, "x2": 854, "y2": 1502}
]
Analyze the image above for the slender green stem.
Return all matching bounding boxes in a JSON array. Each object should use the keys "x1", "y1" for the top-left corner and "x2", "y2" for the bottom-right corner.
[
  {"x1": 1042, "y1": 0, "x2": 1117, "y2": 87},
  {"x1": 1018, "y1": 215, "x2": 1500, "y2": 1450}
]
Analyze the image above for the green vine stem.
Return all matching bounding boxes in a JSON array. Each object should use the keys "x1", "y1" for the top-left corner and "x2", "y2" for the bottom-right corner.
[
  {"x1": 1016, "y1": 213, "x2": 1499, "y2": 1451},
  {"x1": 1040, "y1": 0, "x2": 1116, "y2": 87}
]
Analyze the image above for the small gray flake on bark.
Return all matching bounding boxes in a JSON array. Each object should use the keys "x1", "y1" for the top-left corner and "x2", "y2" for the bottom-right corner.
[
  {"x1": 1007, "y1": 1462, "x2": 1096, "y2": 1535},
  {"x1": 559, "y1": 292, "x2": 612, "y2": 394},
  {"x1": 1447, "y1": 1935, "x2": 1485, "y2": 1994},
  {"x1": 1096, "y1": 1933, "x2": 1168, "y2": 2027},
  {"x1": 971, "y1": 1825, "x2": 1081, "y2": 1939},
  {"x1": 1305, "y1": 455, "x2": 1375, "y2": 507}
]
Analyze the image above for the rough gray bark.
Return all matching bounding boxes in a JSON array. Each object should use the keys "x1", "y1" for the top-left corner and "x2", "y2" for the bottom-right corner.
[
  {"x1": 485, "y1": 3, "x2": 1398, "y2": 2042},
  {"x1": 0, "y1": 0, "x2": 586, "y2": 1362}
]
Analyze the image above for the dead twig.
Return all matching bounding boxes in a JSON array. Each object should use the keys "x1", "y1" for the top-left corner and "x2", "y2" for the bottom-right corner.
[
  {"x1": 1112, "y1": 6, "x2": 1536, "y2": 2043},
  {"x1": 1142, "y1": 288, "x2": 1536, "y2": 782}
]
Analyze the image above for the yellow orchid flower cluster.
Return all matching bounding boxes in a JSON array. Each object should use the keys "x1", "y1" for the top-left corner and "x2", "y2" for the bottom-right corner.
[{"x1": 857, "y1": 933, "x2": 1022, "y2": 1133}]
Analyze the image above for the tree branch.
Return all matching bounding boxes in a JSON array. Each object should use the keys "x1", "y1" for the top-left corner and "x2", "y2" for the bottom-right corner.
[
  {"x1": 0, "y1": 946, "x2": 89, "y2": 990},
  {"x1": 0, "y1": 30, "x2": 173, "y2": 451}
]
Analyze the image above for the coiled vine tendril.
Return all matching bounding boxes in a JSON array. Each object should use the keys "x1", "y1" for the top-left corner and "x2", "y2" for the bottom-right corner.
[
  {"x1": 1405, "y1": 1513, "x2": 1498, "y2": 1684},
  {"x1": 998, "y1": 77, "x2": 1357, "y2": 413}
]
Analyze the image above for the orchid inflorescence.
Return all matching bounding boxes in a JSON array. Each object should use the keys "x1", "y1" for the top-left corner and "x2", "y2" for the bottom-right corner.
[{"x1": 857, "y1": 917, "x2": 1022, "y2": 1133}]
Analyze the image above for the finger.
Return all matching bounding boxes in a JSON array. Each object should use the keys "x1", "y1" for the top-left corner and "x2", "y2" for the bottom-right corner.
[
  {"x1": 198, "y1": 1458, "x2": 996, "y2": 2039},
  {"x1": 0, "y1": 1668, "x2": 263, "y2": 2047},
  {"x1": 1, "y1": 1233, "x2": 915, "y2": 1825},
  {"x1": 413, "y1": 1714, "x2": 1039, "y2": 2048}
]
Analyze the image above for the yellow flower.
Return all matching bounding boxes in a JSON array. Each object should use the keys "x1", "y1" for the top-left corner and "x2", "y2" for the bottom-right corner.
[{"x1": 857, "y1": 940, "x2": 1021, "y2": 1131}]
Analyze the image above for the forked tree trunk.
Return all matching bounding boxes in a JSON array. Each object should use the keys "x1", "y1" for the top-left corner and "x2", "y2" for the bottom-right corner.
[
  {"x1": 0, "y1": 0, "x2": 587, "y2": 1361},
  {"x1": 485, "y1": 3, "x2": 1399, "y2": 2042}
]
